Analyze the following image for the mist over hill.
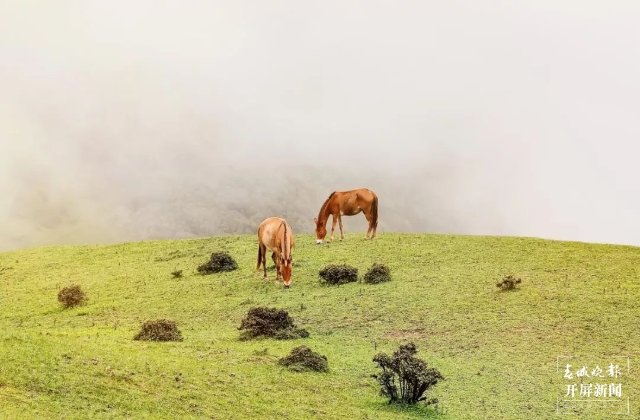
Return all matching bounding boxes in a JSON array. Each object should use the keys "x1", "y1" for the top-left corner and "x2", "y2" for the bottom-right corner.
[{"x1": 1, "y1": 1, "x2": 639, "y2": 250}]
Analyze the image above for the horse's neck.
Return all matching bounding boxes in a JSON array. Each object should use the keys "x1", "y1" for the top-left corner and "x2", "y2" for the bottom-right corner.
[
  {"x1": 318, "y1": 197, "x2": 334, "y2": 226},
  {"x1": 280, "y1": 223, "x2": 290, "y2": 257}
]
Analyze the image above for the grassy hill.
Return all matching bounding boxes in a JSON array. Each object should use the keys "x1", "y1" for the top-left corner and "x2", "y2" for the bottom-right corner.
[{"x1": 0, "y1": 233, "x2": 638, "y2": 419}]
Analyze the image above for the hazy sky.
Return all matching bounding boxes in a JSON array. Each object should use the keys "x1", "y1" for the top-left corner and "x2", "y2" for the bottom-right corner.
[{"x1": 1, "y1": 1, "x2": 639, "y2": 250}]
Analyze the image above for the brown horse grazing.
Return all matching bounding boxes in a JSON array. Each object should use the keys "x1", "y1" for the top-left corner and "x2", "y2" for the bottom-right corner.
[
  {"x1": 314, "y1": 188, "x2": 378, "y2": 244},
  {"x1": 257, "y1": 217, "x2": 295, "y2": 288}
]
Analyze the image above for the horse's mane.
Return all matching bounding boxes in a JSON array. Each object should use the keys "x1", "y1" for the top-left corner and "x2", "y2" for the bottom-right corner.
[
  {"x1": 280, "y1": 220, "x2": 287, "y2": 257},
  {"x1": 317, "y1": 192, "x2": 336, "y2": 220}
]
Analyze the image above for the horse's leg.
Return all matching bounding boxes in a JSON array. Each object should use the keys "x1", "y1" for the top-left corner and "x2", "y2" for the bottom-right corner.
[
  {"x1": 364, "y1": 210, "x2": 373, "y2": 239},
  {"x1": 338, "y1": 214, "x2": 344, "y2": 240},
  {"x1": 330, "y1": 215, "x2": 338, "y2": 242},
  {"x1": 273, "y1": 252, "x2": 282, "y2": 280}
]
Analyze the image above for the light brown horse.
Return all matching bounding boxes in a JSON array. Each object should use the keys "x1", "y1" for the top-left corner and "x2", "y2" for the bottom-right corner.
[
  {"x1": 314, "y1": 188, "x2": 378, "y2": 243},
  {"x1": 257, "y1": 217, "x2": 295, "y2": 288}
]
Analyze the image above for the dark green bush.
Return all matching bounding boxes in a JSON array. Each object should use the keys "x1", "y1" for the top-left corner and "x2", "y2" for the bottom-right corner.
[
  {"x1": 57, "y1": 284, "x2": 87, "y2": 308},
  {"x1": 197, "y1": 252, "x2": 238, "y2": 274},
  {"x1": 279, "y1": 346, "x2": 328, "y2": 372},
  {"x1": 496, "y1": 275, "x2": 522, "y2": 291},
  {"x1": 239, "y1": 307, "x2": 309, "y2": 340},
  {"x1": 134, "y1": 319, "x2": 183, "y2": 342},
  {"x1": 363, "y1": 263, "x2": 391, "y2": 284},
  {"x1": 373, "y1": 342, "x2": 444, "y2": 405},
  {"x1": 319, "y1": 264, "x2": 358, "y2": 285}
]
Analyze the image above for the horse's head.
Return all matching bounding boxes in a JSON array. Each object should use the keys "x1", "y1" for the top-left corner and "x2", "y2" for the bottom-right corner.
[
  {"x1": 314, "y1": 217, "x2": 326, "y2": 244},
  {"x1": 281, "y1": 255, "x2": 293, "y2": 288}
]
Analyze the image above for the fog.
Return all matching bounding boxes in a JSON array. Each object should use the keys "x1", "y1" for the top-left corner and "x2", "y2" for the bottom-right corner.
[{"x1": 1, "y1": 1, "x2": 639, "y2": 251}]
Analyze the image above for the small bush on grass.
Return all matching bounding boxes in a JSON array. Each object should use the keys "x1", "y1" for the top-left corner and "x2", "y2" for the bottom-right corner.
[
  {"x1": 197, "y1": 252, "x2": 238, "y2": 274},
  {"x1": 279, "y1": 346, "x2": 328, "y2": 372},
  {"x1": 373, "y1": 342, "x2": 444, "y2": 405},
  {"x1": 239, "y1": 307, "x2": 309, "y2": 340},
  {"x1": 57, "y1": 285, "x2": 87, "y2": 309},
  {"x1": 319, "y1": 264, "x2": 358, "y2": 285},
  {"x1": 363, "y1": 263, "x2": 391, "y2": 284},
  {"x1": 496, "y1": 275, "x2": 522, "y2": 291},
  {"x1": 134, "y1": 319, "x2": 183, "y2": 342},
  {"x1": 171, "y1": 270, "x2": 183, "y2": 279}
]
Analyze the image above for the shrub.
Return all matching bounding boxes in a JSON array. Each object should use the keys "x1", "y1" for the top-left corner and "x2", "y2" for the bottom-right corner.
[
  {"x1": 134, "y1": 319, "x2": 183, "y2": 342},
  {"x1": 171, "y1": 270, "x2": 183, "y2": 279},
  {"x1": 319, "y1": 264, "x2": 358, "y2": 285},
  {"x1": 239, "y1": 307, "x2": 309, "y2": 340},
  {"x1": 496, "y1": 275, "x2": 522, "y2": 291},
  {"x1": 279, "y1": 346, "x2": 328, "y2": 372},
  {"x1": 197, "y1": 252, "x2": 238, "y2": 274},
  {"x1": 373, "y1": 342, "x2": 444, "y2": 405},
  {"x1": 363, "y1": 263, "x2": 391, "y2": 284},
  {"x1": 57, "y1": 284, "x2": 87, "y2": 309}
]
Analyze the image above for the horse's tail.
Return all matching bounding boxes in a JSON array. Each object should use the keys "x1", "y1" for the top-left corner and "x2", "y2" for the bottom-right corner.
[
  {"x1": 256, "y1": 241, "x2": 263, "y2": 270},
  {"x1": 371, "y1": 193, "x2": 379, "y2": 229}
]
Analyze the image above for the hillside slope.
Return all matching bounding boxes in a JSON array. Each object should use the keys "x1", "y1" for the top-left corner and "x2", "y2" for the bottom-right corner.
[{"x1": 0, "y1": 234, "x2": 638, "y2": 419}]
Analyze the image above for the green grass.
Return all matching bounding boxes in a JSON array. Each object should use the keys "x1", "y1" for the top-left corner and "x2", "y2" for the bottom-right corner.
[{"x1": 0, "y1": 233, "x2": 638, "y2": 419}]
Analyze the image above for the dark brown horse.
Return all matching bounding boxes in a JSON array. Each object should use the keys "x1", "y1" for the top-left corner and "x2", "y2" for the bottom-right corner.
[
  {"x1": 257, "y1": 217, "x2": 295, "y2": 287},
  {"x1": 314, "y1": 188, "x2": 378, "y2": 243}
]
